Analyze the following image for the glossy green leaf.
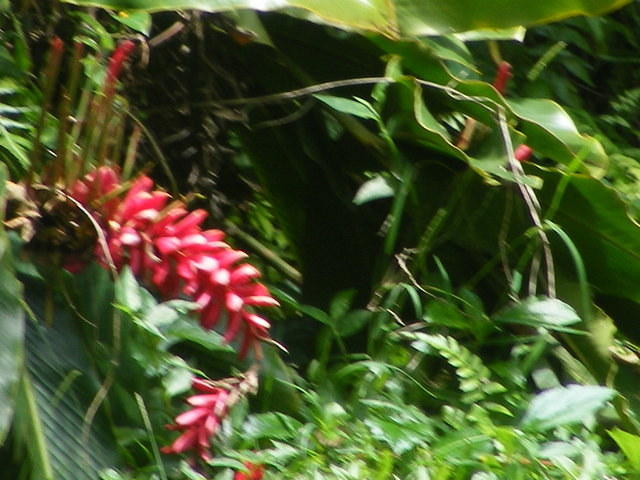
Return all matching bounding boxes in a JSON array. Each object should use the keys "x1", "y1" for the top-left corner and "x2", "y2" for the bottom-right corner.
[
  {"x1": 384, "y1": 79, "x2": 467, "y2": 161},
  {"x1": 62, "y1": 0, "x2": 396, "y2": 36},
  {"x1": 493, "y1": 297, "x2": 582, "y2": 332},
  {"x1": 60, "y1": 0, "x2": 633, "y2": 37},
  {"x1": 109, "y1": 10, "x2": 152, "y2": 35},
  {"x1": 521, "y1": 385, "x2": 615, "y2": 432},
  {"x1": 315, "y1": 95, "x2": 379, "y2": 121},
  {"x1": 509, "y1": 98, "x2": 607, "y2": 171},
  {"x1": 394, "y1": 0, "x2": 632, "y2": 36}
]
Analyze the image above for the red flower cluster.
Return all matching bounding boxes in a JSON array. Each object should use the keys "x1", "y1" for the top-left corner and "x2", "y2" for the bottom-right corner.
[
  {"x1": 69, "y1": 166, "x2": 278, "y2": 358},
  {"x1": 161, "y1": 378, "x2": 231, "y2": 461}
]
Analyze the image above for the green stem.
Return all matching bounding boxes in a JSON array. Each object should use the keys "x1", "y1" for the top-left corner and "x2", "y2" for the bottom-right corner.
[
  {"x1": 20, "y1": 370, "x2": 54, "y2": 480},
  {"x1": 135, "y1": 393, "x2": 168, "y2": 480}
]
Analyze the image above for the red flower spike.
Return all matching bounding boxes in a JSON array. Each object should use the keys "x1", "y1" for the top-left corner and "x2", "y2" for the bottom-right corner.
[
  {"x1": 68, "y1": 167, "x2": 278, "y2": 358},
  {"x1": 162, "y1": 374, "x2": 257, "y2": 461},
  {"x1": 161, "y1": 384, "x2": 229, "y2": 460}
]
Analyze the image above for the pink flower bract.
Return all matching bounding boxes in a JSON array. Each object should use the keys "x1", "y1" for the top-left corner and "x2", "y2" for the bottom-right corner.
[{"x1": 69, "y1": 166, "x2": 278, "y2": 359}]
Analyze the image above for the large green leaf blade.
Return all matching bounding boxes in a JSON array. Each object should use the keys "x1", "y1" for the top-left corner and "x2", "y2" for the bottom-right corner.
[
  {"x1": 545, "y1": 175, "x2": 640, "y2": 304},
  {"x1": 395, "y1": 0, "x2": 633, "y2": 36},
  {"x1": 60, "y1": 0, "x2": 396, "y2": 36},
  {"x1": 14, "y1": 279, "x2": 119, "y2": 480},
  {"x1": 60, "y1": 0, "x2": 632, "y2": 37}
]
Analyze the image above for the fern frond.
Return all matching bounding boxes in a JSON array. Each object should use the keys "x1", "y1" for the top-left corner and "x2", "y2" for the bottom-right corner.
[{"x1": 404, "y1": 333, "x2": 505, "y2": 403}]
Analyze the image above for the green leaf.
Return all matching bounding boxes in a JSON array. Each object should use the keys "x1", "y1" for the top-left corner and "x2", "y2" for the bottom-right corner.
[
  {"x1": 509, "y1": 98, "x2": 607, "y2": 170},
  {"x1": 243, "y1": 412, "x2": 302, "y2": 441},
  {"x1": 545, "y1": 174, "x2": 640, "y2": 305},
  {"x1": 296, "y1": 304, "x2": 332, "y2": 325},
  {"x1": 362, "y1": 400, "x2": 433, "y2": 455},
  {"x1": 335, "y1": 309, "x2": 371, "y2": 338},
  {"x1": 394, "y1": 0, "x2": 633, "y2": 36},
  {"x1": 206, "y1": 457, "x2": 248, "y2": 470},
  {"x1": 60, "y1": 0, "x2": 632, "y2": 37},
  {"x1": 329, "y1": 289, "x2": 358, "y2": 319},
  {"x1": 353, "y1": 175, "x2": 394, "y2": 205},
  {"x1": 0, "y1": 163, "x2": 25, "y2": 445},
  {"x1": 114, "y1": 267, "x2": 144, "y2": 313},
  {"x1": 164, "y1": 318, "x2": 232, "y2": 352},
  {"x1": 609, "y1": 428, "x2": 640, "y2": 471},
  {"x1": 15, "y1": 289, "x2": 119, "y2": 480},
  {"x1": 455, "y1": 27, "x2": 526, "y2": 42},
  {"x1": 315, "y1": 95, "x2": 379, "y2": 121},
  {"x1": 521, "y1": 385, "x2": 615, "y2": 432},
  {"x1": 109, "y1": 10, "x2": 152, "y2": 35},
  {"x1": 493, "y1": 297, "x2": 582, "y2": 332}
]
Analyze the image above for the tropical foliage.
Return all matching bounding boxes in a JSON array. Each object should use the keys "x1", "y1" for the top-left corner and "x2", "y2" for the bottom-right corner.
[{"x1": 2, "y1": 1, "x2": 640, "y2": 479}]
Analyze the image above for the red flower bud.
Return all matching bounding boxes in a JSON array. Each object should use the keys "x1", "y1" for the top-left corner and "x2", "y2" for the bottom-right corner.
[{"x1": 514, "y1": 144, "x2": 533, "y2": 163}]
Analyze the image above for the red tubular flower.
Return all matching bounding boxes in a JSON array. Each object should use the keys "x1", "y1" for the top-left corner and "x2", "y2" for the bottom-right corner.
[
  {"x1": 234, "y1": 462, "x2": 265, "y2": 480},
  {"x1": 69, "y1": 166, "x2": 278, "y2": 358},
  {"x1": 105, "y1": 40, "x2": 135, "y2": 96},
  {"x1": 492, "y1": 61, "x2": 513, "y2": 95},
  {"x1": 161, "y1": 378, "x2": 231, "y2": 461}
]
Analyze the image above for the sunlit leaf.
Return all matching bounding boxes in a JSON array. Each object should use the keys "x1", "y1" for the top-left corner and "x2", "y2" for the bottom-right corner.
[
  {"x1": 493, "y1": 297, "x2": 582, "y2": 332},
  {"x1": 609, "y1": 428, "x2": 640, "y2": 471},
  {"x1": 521, "y1": 385, "x2": 615, "y2": 432},
  {"x1": 353, "y1": 175, "x2": 394, "y2": 205},
  {"x1": 509, "y1": 98, "x2": 607, "y2": 171}
]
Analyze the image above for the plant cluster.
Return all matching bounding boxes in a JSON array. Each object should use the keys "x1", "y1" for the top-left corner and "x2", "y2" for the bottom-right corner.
[{"x1": 2, "y1": 1, "x2": 640, "y2": 479}]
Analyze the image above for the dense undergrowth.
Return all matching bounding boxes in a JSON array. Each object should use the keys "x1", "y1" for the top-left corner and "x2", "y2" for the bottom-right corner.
[{"x1": 2, "y1": 1, "x2": 640, "y2": 479}]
